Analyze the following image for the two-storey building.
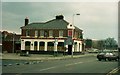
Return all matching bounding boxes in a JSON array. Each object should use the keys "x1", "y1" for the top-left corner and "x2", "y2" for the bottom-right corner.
[{"x1": 21, "y1": 15, "x2": 84, "y2": 54}]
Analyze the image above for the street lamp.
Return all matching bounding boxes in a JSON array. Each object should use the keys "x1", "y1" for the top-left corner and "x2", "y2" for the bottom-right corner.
[
  {"x1": 72, "y1": 13, "x2": 80, "y2": 27},
  {"x1": 72, "y1": 13, "x2": 80, "y2": 58}
]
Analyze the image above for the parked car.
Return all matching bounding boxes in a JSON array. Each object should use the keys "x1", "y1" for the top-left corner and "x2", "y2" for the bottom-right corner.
[{"x1": 97, "y1": 52, "x2": 119, "y2": 61}]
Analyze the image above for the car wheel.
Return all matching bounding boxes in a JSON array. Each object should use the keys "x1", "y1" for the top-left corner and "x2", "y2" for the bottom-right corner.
[
  {"x1": 108, "y1": 58, "x2": 111, "y2": 61},
  {"x1": 104, "y1": 58, "x2": 106, "y2": 61},
  {"x1": 98, "y1": 59, "x2": 101, "y2": 61},
  {"x1": 115, "y1": 59, "x2": 117, "y2": 61}
]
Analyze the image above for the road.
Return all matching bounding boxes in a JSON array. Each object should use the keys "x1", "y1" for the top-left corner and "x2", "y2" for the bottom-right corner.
[{"x1": 2, "y1": 54, "x2": 119, "y2": 74}]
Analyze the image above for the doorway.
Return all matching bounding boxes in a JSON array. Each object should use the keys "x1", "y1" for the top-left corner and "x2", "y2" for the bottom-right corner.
[{"x1": 68, "y1": 45, "x2": 72, "y2": 55}]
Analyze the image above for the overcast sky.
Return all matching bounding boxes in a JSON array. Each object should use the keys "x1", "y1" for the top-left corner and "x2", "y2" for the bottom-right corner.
[{"x1": 1, "y1": 0, "x2": 119, "y2": 41}]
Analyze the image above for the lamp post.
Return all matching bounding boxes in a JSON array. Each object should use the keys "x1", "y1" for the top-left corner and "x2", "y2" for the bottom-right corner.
[
  {"x1": 71, "y1": 13, "x2": 80, "y2": 58},
  {"x1": 72, "y1": 14, "x2": 80, "y2": 27},
  {"x1": 54, "y1": 37, "x2": 58, "y2": 56}
]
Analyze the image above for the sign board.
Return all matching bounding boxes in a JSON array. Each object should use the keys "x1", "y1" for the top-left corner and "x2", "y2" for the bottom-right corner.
[
  {"x1": 64, "y1": 36, "x2": 73, "y2": 45},
  {"x1": 54, "y1": 39, "x2": 58, "y2": 45}
]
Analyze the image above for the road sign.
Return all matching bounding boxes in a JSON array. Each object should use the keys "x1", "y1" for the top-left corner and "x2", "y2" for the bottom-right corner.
[
  {"x1": 64, "y1": 36, "x2": 73, "y2": 45},
  {"x1": 55, "y1": 39, "x2": 58, "y2": 45}
]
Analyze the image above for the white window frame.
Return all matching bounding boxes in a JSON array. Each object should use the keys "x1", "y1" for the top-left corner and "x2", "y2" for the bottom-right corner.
[
  {"x1": 26, "y1": 30, "x2": 30, "y2": 37},
  {"x1": 40, "y1": 30, "x2": 44, "y2": 37},
  {"x1": 35, "y1": 30, "x2": 38, "y2": 37},
  {"x1": 49, "y1": 30, "x2": 53, "y2": 37},
  {"x1": 59, "y1": 30, "x2": 63, "y2": 37}
]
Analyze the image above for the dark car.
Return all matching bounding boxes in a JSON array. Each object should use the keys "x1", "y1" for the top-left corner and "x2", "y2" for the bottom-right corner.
[{"x1": 97, "y1": 52, "x2": 119, "y2": 61}]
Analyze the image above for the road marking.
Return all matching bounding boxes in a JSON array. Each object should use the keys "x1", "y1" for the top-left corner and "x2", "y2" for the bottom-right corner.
[
  {"x1": 39, "y1": 66, "x2": 57, "y2": 71},
  {"x1": 39, "y1": 62, "x2": 83, "y2": 71},
  {"x1": 40, "y1": 62, "x2": 83, "y2": 71},
  {"x1": 65, "y1": 62, "x2": 83, "y2": 66},
  {"x1": 106, "y1": 67, "x2": 119, "y2": 75}
]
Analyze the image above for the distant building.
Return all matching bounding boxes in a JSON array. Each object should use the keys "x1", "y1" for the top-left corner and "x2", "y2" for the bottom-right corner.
[
  {"x1": 21, "y1": 15, "x2": 84, "y2": 54},
  {"x1": 2, "y1": 31, "x2": 21, "y2": 53}
]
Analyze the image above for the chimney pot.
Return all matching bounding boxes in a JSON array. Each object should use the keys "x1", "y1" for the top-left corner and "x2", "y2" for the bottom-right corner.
[
  {"x1": 56, "y1": 15, "x2": 64, "y2": 20},
  {"x1": 25, "y1": 17, "x2": 29, "y2": 26}
]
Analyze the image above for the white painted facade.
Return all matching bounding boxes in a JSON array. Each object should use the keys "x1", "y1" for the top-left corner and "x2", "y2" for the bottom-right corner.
[{"x1": 21, "y1": 39, "x2": 83, "y2": 52}]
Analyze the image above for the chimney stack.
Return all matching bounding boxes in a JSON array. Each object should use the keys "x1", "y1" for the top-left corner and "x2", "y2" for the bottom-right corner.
[
  {"x1": 25, "y1": 17, "x2": 29, "y2": 26},
  {"x1": 56, "y1": 15, "x2": 64, "y2": 20}
]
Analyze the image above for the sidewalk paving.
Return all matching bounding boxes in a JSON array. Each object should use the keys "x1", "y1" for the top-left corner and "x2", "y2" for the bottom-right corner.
[{"x1": 1, "y1": 53, "x2": 97, "y2": 61}]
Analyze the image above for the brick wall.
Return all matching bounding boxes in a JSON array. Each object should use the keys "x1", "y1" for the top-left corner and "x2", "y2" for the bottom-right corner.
[{"x1": 22, "y1": 29, "x2": 68, "y2": 38}]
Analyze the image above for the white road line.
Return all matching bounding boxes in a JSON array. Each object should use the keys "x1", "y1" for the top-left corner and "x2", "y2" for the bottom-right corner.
[
  {"x1": 39, "y1": 66, "x2": 57, "y2": 71},
  {"x1": 39, "y1": 62, "x2": 83, "y2": 71},
  {"x1": 65, "y1": 62, "x2": 83, "y2": 66}
]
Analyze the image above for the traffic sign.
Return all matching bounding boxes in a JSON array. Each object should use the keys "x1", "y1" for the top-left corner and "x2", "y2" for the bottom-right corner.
[{"x1": 64, "y1": 36, "x2": 73, "y2": 45}]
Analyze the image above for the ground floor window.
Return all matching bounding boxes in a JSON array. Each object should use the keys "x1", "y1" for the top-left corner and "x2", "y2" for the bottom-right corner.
[
  {"x1": 58, "y1": 42, "x2": 64, "y2": 51},
  {"x1": 25, "y1": 41, "x2": 31, "y2": 50},
  {"x1": 34, "y1": 41, "x2": 37, "y2": 50},
  {"x1": 47, "y1": 42, "x2": 54, "y2": 51},
  {"x1": 39, "y1": 42, "x2": 45, "y2": 51},
  {"x1": 74, "y1": 42, "x2": 77, "y2": 52}
]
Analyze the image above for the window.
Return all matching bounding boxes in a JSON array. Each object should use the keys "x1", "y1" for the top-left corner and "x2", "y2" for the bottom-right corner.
[
  {"x1": 26, "y1": 30, "x2": 30, "y2": 36},
  {"x1": 59, "y1": 30, "x2": 63, "y2": 37},
  {"x1": 44, "y1": 31, "x2": 48, "y2": 37},
  {"x1": 34, "y1": 41, "x2": 38, "y2": 50},
  {"x1": 48, "y1": 42, "x2": 54, "y2": 46},
  {"x1": 34, "y1": 41, "x2": 38, "y2": 46},
  {"x1": 25, "y1": 41, "x2": 31, "y2": 46},
  {"x1": 68, "y1": 30, "x2": 72, "y2": 37},
  {"x1": 40, "y1": 30, "x2": 44, "y2": 37},
  {"x1": 58, "y1": 42, "x2": 64, "y2": 46},
  {"x1": 39, "y1": 42, "x2": 45, "y2": 46},
  {"x1": 35, "y1": 30, "x2": 38, "y2": 37},
  {"x1": 49, "y1": 30, "x2": 53, "y2": 37}
]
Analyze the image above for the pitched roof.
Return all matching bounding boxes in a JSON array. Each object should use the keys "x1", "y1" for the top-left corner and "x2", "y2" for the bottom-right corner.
[
  {"x1": 21, "y1": 19, "x2": 69, "y2": 29},
  {"x1": 21, "y1": 15, "x2": 82, "y2": 31}
]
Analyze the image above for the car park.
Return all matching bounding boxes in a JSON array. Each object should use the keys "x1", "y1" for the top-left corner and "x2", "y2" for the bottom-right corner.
[{"x1": 97, "y1": 52, "x2": 119, "y2": 61}]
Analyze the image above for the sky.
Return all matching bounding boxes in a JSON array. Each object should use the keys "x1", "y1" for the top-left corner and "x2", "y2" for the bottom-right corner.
[{"x1": 1, "y1": 0, "x2": 119, "y2": 41}]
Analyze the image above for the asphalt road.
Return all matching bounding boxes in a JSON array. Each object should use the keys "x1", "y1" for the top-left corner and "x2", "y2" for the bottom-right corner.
[{"x1": 2, "y1": 55, "x2": 119, "y2": 74}]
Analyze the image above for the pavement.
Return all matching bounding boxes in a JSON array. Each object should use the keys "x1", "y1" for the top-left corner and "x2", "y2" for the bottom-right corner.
[{"x1": 1, "y1": 53, "x2": 97, "y2": 61}]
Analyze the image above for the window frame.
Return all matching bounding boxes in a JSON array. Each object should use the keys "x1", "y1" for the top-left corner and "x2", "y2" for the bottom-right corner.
[
  {"x1": 26, "y1": 30, "x2": 30, "y2": 37},
  {"x1": 40, "y1": 30, "x2": 44, "y2": 37},
  {"x1": 35, "y1": 30, "x2": 38, "y2": 37},
  {"x1": 49, "y1": 30, "x2": 53, "y2": 37},
  {"x1": 59, "y1": 30, "x2": 63, "y2": 37}
]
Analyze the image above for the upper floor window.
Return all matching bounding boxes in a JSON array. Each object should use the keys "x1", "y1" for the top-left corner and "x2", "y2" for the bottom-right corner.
[
  {"x1": 59, "y1": 30, "x2": 63, "y2": 37},
  {"x1": 68, "y1": 30, "x2": 72, "y2": 37},
  {"x1": 26, "y1": 30, "x2": 30, "y2": 36},
  {"x1": 35, "y1": 30, "x2": 38, "y2": 37},
  {"x1": 40, "y1": 30, "x2": 44, "y2": 37},
  {"x1": 49, "y1": 30, "x2": 53, "y2": 37},
  {"x1": 44, "y1": 31, "x2": 48, "y2": 37}
]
